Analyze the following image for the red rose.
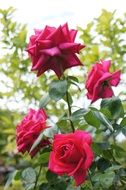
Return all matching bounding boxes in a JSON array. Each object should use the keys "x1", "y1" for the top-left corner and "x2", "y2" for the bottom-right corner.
[
  {"x1": 86, "y1": 60, "x2": 121, "y2": 103},
  {"x1": 26, "y1": 23, "x2": 85, "y2": 78},
  {"x1": 48, "y1": 130, "x2": 93, "y2": 186},
  {"x1": 16, "y1": 109, "x2": 49, "y2": 157}
]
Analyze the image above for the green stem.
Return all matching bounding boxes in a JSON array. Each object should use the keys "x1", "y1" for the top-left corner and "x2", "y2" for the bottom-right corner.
[
  {"x1": 34, "y1": 165, "x2": 42, "y2": 190},
  {"x1": 88, "y1": 170, "x2": 93, "y2": 190},
  {"x1": 66, "y1": 91, "x2": 75, "y2": 133}
]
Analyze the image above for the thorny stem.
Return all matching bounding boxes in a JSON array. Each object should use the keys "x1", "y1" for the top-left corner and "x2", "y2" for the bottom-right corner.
[
  {"x1": 34, "y1": 164, "x2": 42, "y2": 190},
  {"x1": 66, "y1": 90, "x2": 75, "y2": 133}
]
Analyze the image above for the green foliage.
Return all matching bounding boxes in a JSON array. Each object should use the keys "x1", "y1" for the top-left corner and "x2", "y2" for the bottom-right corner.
[
  {"x1": 78, "y1": 9, "x2": 126, "y2": 72},
  {"x1": 21, "y1": 167, "x2": 36, "y2": 190},
  {"x1": 49, "y1": 79, "x2": 68, "y2": 101},
  {"x1": 101, "y1": 97, "x2": 124, "y2": 119}
]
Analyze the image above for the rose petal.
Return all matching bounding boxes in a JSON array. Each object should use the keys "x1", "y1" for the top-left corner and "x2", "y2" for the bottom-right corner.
[
  {"x1": 102, "y1": 60, "x2": 111, "y2": 71},
  {"x1": 83, "y1": 143, "x2": 94, "y2": 170},
  {"x1": 40, "y1": 47, "x2": 61, "y2": 56},
  {"x1": 109, "y1": 70, "x2": 121, "y2": 86},
  {"x1": 73, "y1": 169, "x2": 86, "y2": 186},
  {"x1": 74, "y1": 130, "x2": 92, "y2": 145},
  {"x1": 48, "y1": 152, "x2": 75, "y2": 175}
]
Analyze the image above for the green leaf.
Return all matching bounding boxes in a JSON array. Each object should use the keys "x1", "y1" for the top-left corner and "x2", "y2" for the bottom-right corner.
[
  {"x1": 92, "y1": 143, "x2": 103, "y2": 155},
  {"x1": 4, "y1": 170, "x2": 17, "y2": 190},
  {"x1": 119, "y1": 117, "x2": 126, "y2": 136},
  {"x1": 122, "y1": 126, "x2": 126, "y2": 136},
  {"x1": 22, "y1": 167, "x2": 36, "y2": 190},
  {"x1": 92, "y1": 171, "x2": 115, "y2": 188},
  {"x1": 37, "y1": 152, "x2": 50, "y2": 164},
  {"x1": 46, "y1": 170, "x2": 58, "y2": 182},
  {"x1": 97, "y1": 158, "x2": 111, "y2": 172},
  {"x1": 84, "y1": 110, "x2": 100, "y2": 128},
  {"x1": 54, "y1": 181, "x2": 67, "y2": 190},
  {"x1": 45, "y1": 171, "x2": 67, "y2": 190},
  {"x1": 67, "y1": 76, "x2": 81, "y2": 91},
  {"x1": 120, "y1": 117, "x2": 126, "y2": 127},
  {"x1": 84, "y1": 109, "x2": 113, "y2": 131},
  {"x1": 71, "y1": 108, "x2": 86, "y2": 122},
  {"x1": 49, "y1": 79, "x2": 68, "y2": 101},
  {"x1": 67, "y1": 76, "x2": 79, "y2": 83},
  {"x1": 14, "y1": 170, "x2": 22, "y2": 180},
  {"x1": 101, "y1": 97, "x2": 124, "y2": 119},
  {"x1": 43, "y1": 126, "x2": 58, "y2": 138},
  {"x1": 39, "y1": 183, "x2": 50, "y2": 190},
  {"x1": 93, "y1": 111, "x2": 114, "y2": 131},
  {"x1": 39, "y1": 93, "x2": 50, "y2": 108},
  {"x1": 97, "y1": 142, "x2": 110, "y2": 150},
  {"x1": 30, "y1": 132, "x2": 45, "y2": 153},
  {"x1": 105, "y1": 165, "x2": 122, "y2": 172},
  {"x1": 100, "y1": 171, "x2": 115, "y2": 188},
  {"x1": 57, "y1": 119, "x2": 70, "y2": 133}
]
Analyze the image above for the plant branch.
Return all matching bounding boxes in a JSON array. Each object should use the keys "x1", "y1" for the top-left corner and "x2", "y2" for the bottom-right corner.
[
  {"x1": 34, "y1": 164, "x2": 42, "y2": 190},
  {"x1": 66, "y1": 91, "x2": 75, "y2": 133},
  {"x1": 88, "y1": 170, "x2": 93, "y2": 190}
]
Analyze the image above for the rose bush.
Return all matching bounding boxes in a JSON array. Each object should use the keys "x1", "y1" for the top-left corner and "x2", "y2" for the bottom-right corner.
[
  {"x1": 2, "y1": 13, "x2": 123, "y2": 189},
  {"x1": 26, "y1": 23, "x2": 85, "y2": 78},
  {"x1": 16, "y1": 109, "x2": 50, "y2": 157},
  {"x1": 85, "y1": 60, "x2": 121, "y2": 103},
  {"x1": 48, "y1": 130, "x2": 94, "y2": 186}
]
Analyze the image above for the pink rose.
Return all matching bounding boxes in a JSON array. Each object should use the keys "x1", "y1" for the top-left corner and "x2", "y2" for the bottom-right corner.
[
  {"x1": 26, "y1": 23, "x2": 85, "y2": 78},
  {"x1": 16, "y1": 109, "x2": 50, "y2": 157},
  {"x1": 86, "y1": 60, "x2": 121, "y2": 103},
  {"x1": 48, "y1": 130, "x2": 93, "y2": 186}
]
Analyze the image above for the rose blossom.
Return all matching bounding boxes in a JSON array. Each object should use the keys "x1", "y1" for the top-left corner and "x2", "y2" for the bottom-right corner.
[
  {"x1": 26, "y1": 23, "x2": 85, "y2": 78},
  {"x1": 85, "y1": 60, "x2": 121, "y2": 103},
  {"x1": 48, "y1": 130, "x2": 94, "y2": 186},
  {"x1": 16, "y1": 109, "x2": 50, "y2": 157}
]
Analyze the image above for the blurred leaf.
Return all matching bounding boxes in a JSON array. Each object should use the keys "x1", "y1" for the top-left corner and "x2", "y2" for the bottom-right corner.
[
  {"x1": 39, "y1": 93, "x2": 50, "y2": 108},
  {"x1": 92, "y1": 110, "x2": 114, "y2": 131},
  {"x1": 100, "y1": 171, "x2": 115, "y2": 188},
  {"x1": 22, "y1": 167, "x2": 36, "y2": 190},
  {"x1": 122, "y1": 126, "x2": 126, "y2": 136},
  {"x1": 71, "y1": 108, "x2": 86, "y2": 122},
  {"x1": 101, "y1": 97, "x2": 124, "y2": 119},
  {"x1": 4, "y1": 170, "x2": 17, "y2": 190},
  {"x1": 67, "y1": 76, "x2": 79, "y2": 83},
  {"x1": 97, "y1": 158, "x2": 111, "y2": 172},
  {"x1": 43, "y1": 126, "x2": 58, "y2": 138},
  {"x1": 105, "y1": 165, "x2": 122, "y2": 172},
  {"x1": 37, "y1": 152, "x2": 50, "y2": 164},
  {"x1": 46, "y1": 170, "x2": 58, "y2": 182},
  {"x1": 120, "y1": 117, "x2": 126, "y2": 127},
  {"x1": 84, "y1": 110, "x2": 100, "y2": 128},
  {"x1": 49, "y1": 79, "x2": 68, "y2": 101},
  {"x1": 92, "y1": 171, "x2": 115, "y2": 188}
]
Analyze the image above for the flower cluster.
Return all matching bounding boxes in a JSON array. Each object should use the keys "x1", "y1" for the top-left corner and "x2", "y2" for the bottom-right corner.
[{"x1": 16, "y1": 23, "x2": 121, "y2": 187}]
